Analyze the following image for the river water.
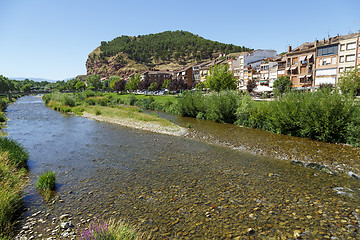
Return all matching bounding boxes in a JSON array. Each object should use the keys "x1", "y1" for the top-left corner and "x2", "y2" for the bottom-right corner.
[{"x1": 6, "y1": 96, "x2": 360, "y2": 239}]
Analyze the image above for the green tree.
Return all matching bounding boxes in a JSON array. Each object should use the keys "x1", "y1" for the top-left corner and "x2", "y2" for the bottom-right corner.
[
  {"x1": 0, "y1": 75, "x2": 10, "y2": 93},
  {"x1": 126, "y1": 74, "x2": 141, "y2": 91},
  {"x1": 338, "y1": 67, "x2": 360, "y2": 97},
  {"x1": 206, "y1": 64, "x2": 237, "y2": 92},
  {"x1": 86, "y1": 74, "x2": 102, "y2": 91},
  {"x1": 75, "y1": 81, "x2": 86, "y2": 91},
  {"x1": 147, "y1": 82, "x2": 158, "y2": 91},
  {"x1": 162, "y1": 79, "x2": 171, "y2": 89},
  {"x1": 108, "y1": 75, "x2": 121, "y2": 90},
  {"x1": 273, "y1": 76, "x2": 291, "y2": 95},
  {"x1": 195, "y1": 82, "x2": 206, "y2": 90}
]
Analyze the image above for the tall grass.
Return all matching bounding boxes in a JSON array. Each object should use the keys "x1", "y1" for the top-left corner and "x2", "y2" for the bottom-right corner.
[
  {"x1": 0, "y1": 137, "x2": 29, "y2": 169},
  {"x1": 79, "y1": 218, "x2": 144, "y2": 240},
  {"x1": 0, "y1": 138, "x2": 28, "y2": 238}
]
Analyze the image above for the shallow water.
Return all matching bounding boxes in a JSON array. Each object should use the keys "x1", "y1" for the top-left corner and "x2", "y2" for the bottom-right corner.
[{"x1": 6, "y1": 96, "x2": 360, "y2": 239}]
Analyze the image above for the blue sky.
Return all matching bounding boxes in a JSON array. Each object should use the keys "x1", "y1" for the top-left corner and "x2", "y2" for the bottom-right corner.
[{"x1": 0, "y1": 0, "x2": 359, "y2": 81}]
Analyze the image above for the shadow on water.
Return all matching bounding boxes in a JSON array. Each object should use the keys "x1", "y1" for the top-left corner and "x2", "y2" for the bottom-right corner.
[{"x1": 6, "y1": 96, "x2": 360, "y2": 239}]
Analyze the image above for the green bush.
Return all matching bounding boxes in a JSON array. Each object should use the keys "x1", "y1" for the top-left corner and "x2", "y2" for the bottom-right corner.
[
  {"x1": 0, "y1": 137, "x2": 29, "y2": 169},
  {"x1": 178, "y1": 91, "x2": 204, "y2": 117},
  {"x1": 205, "y1": 91, "x2": 239, "y2": 123},
  {"x1": 36, "y1": 171, "x2": 56, "y2": 191},
  {"x1": 0, "y1": 112, "x2": 6, "y2": 122},
  {"x1": 126, "y1": 95, "x2": 137, "y2": 106},
  {"x1": 95, "y1": 109, "x2": 102, "y2": 115},
  {"x1": 235, "y1": 90, "x2": 358, "y2": 144}
]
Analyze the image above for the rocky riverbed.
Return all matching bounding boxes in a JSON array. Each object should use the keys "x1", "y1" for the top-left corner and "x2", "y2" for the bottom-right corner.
[{"x1": 6, "y1": 96, "x2": 360, "y2": 239}]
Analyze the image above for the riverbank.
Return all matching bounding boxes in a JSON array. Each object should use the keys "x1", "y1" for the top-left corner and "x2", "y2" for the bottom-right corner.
[
  {"x1": 43, "y1": 95, "x2": 186, "y2": 136},
  {"x1": 81, "y1": 105, "x2": 186, "y2": 136}
]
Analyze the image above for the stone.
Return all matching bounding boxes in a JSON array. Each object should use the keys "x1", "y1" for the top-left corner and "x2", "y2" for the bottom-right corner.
[
  {"x1": 60, "y1": 214, "x2": 70, "y2": 220},
  {"x1": 294, "y1": 230, "x2": 302, "y2": 238},
  {"x1": 60, "y1": 221, "x2": 74, "y2": 229}
]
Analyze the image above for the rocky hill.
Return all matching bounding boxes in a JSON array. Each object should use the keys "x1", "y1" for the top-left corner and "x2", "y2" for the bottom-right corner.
[{"x1": 86, "y1": 31, "x2": 252, "y2": 78}]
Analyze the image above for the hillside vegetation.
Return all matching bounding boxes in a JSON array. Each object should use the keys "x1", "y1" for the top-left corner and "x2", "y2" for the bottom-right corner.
[{"x1": 86, "y1": 31, "x2": 252, "y2": 78}]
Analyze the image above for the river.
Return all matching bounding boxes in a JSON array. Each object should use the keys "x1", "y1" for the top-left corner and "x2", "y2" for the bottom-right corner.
[{"x1": 6, "y1": 96, "x2": 360, "y2": 239}]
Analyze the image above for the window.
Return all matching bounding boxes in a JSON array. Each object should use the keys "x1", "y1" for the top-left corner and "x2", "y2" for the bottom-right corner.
[
  {"x1": 339, "y1": 55, "x2": 345, "y2": 63},
  {"x1": 331, "y1": 57, "x2": 336, "y2": 65},
  {"x1": 358, "y1": 53, "x2": 360, "y2": 59},
  {"x1": 317, "y1": 44, "x2": 338, "y2": 56},
  {"x1": 345, "y1": 67, "x2": 353, "y2": 71},
  {"x1": 339, "y1": 67, "x2": 344, "y2": 73},
  {"x1": 346, "y1": 54, "x2": 355, "y2": 62},
  {"x1": 347, "y1": 42, "x2": 356, "y2": 50},
  {"x1": 340, "y1": 44, "x2": 345, "y2": 51}
]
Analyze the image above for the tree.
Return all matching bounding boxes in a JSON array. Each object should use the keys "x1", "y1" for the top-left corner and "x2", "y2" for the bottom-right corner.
[
  {"x1": 147, "y1": 82, "x2": 158, "y2": 91},
  {"x1": 0, "y1": 75, "x2": 10, "y2": 93},
  {"x1": 195, "y1": 82, "x2": 206, "y2": 90},
  {"x1": 126, "y1": 74, "x2": 141, "y2": 91},
  {"x1": 206, "y1": 64, "x2": 237, "y2": 92},
  {"x1": 246, "y1": 80, "x2": 257, "y2": 93},
  {"x1": 168, "y1": 79, "x2": 188, "y2": 91},
  {"x1": 113, "y1": 80, "x2": 126, "y2": 92},
  {"x1": 86, "y1": 74, "x2": 102, "y2": 91},
  {"x1": 75, "y1": 81, "x2": 86, "y2": 91},
  {"x1": 273, "y1": 76, "x2": 291, "y2": 95},
  {"x1": 108, "y1": 75, "x2": 121, "y2": 90},
  {"x1": 338, "y1": 67, "x2": 360, "y2": 97},
  {"x1": 162, "y1": 79, "x2": 171, "y2": 89}
]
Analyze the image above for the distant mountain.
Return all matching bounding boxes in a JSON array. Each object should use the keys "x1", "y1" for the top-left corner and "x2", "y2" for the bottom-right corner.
[
  {"x1": 10, "y1": 77, "x2": 59, "y2": 82},
  {"x1": 86, "y1": 30, "x2": 252, "y2": 78}
]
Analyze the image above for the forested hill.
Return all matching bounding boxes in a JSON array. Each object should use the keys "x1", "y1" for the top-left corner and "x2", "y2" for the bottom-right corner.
[{"x1": 86, "y1": 30, "x2": 252, "y2": 78}]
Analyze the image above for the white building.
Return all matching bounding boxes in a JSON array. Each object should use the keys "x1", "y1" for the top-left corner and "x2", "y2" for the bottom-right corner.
[
  {"x1": 338, "y1": 34, "x2": 359, "y2": 74},
  {"x1": 238, "y1": 50, "x2": 277, "y2": 87}
]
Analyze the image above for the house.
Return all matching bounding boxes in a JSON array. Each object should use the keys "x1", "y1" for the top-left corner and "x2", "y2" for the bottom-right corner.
[{"x1": 286, "y1": 43, "x2": 316, "y2": 89}]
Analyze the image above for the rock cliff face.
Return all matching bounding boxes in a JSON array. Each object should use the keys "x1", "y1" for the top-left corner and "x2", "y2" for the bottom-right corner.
[{"x1": 86, "y1": 48, "x2": 144, "y2": 79}]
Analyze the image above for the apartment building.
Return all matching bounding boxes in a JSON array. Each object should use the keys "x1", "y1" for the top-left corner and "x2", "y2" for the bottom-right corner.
[
  {"x1": 239, "y1": 50, "x2": 277, "y2": 87},
  {"x1": 338, "y1": 34, "x2": 359, "y2": 74},
  {"x1": 286, "y1": 43, "x2": 316, "y2": 88},
  {"x1": 174, "y1": 66, "x2": 194, "y2": 87},
  {"x1": 260, "y1": 61, "x2": 277, "y2": 86},
  {"x1": 140, "y1": 70, "x2": 173, "y2": 82}
]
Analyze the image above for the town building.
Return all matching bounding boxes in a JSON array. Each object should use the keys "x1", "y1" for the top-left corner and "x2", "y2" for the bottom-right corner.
[
  {"x1": 238, "y1": 50, "x2": 277, "y2": 87},
  {"x1": 140, "y1": 70, "x2": 173, "y2": 82},
  {"x1": 174, "y1": 66, "x2": 193, "y2": 87},
  {"x1": 314, "y1": 38, "x2": 339, "y2": 86},
  {"x1": 286, "y1": 43, "x2": 316, "y2": 89},
  {"x1": 338, "y1": 33, "x2": 359, "y2": 74}
]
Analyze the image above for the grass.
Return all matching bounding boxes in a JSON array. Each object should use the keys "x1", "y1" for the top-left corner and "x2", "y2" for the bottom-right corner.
[
  {"x1": 0, "y1": 138, "x2": 28, "y2": 239},
  {"x1": 84, "y1": 105, "x2": 176, "y2": 129},
  {"x1": 36, "y1": 171, "x2": 56, "y2": 201},
  {"x1": 43, "y1": 92, "x2": 183, "y2": 134},
  {"x1": 79, "y1": 218, "x2": 145, "y2": 240}
]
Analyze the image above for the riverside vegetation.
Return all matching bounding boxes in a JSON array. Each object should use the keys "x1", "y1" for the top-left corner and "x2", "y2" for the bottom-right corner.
[
  {"x1": 0, "y1": 137, "x2": 29, "y2": 239},
  {"x1": 42, "y1": 91, "x2": 185, "y2": 136},
  {"x1": 44, "y1": 88, "x2": 360, "y2": 146}
]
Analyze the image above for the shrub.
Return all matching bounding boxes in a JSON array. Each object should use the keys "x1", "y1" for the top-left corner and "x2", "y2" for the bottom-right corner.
[
  {"x1": 61, "y1": 95, "x2": 75, "y2": 107},
  {"x1": 95, "y1": 109, "x2": 102, "y2": 115},
  {"x1": 0, "y1": 137, "x2": 29, "y2": 169},
  {"x1": 126, "y1": 95, "x2": 137, "y2": 106},
  {"x1": 205, "y1": 91, "x2": 239, "y2": 123},
  {"x1": 177, "y1": 91, "x2": 204, "y2": 117},
  {"x1": 0, "y1": 112, "x2": 6, "y2": 122}
]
